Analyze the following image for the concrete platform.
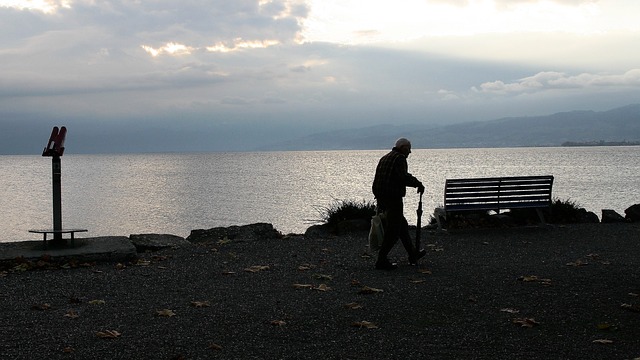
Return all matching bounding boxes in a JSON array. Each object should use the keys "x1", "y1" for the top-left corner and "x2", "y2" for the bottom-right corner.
[{"x1": 0, "y1": 236, "x2": 137, "y2": 265}]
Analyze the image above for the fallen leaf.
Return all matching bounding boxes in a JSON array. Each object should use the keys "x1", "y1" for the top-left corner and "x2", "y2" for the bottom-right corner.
[
  {"x1": 156, "y1": 309, "x2": 176, "y2": 317},
  {"x1": 518, "y1": 275, "x2": 552, "y2": 286},
  {"x1": 115, "y1": 263, "x2": 126, "y2": 270},
  {"x1": 410, "y1": 279, "x2": 426, "y2": 284},
  {"x1": 244, "y1": 265, "x2": 270, "y2": 273},
  {"x1": 271, "y1": 320, "x2": 286, "y2": 326},
  {"x1": 31, "y1": 303, "x2": 51, "y2": 311},
  {"x1": 88, "y1": 299, "x2": 106, "y2": 305},
  {"x1": 62, "y1": 347, "x2": 75, "y2": 353},
  {"x1": 293, "y1": 283, "x2": 313, "y2": 289},
  {"x1": 96, "y1": 330, "x2": 121, "y2": 339},
  {"x1": 217, "y1": 238, "x2": 231, "y2": 245},
  {"x1": 359, "y1": 286, "x2": 384, "y2": 294},
  {"x1": 13, "y1": 263, "x2": 30, "y2": 272},
  {"x1": 351, "y1": 321, "x2": 378, "y2": 329},
  {"x1": 344, "y1": 302, "x2": 362, "y2": 310},
  {"x1": 597, "y1": 322, "x2": 618, "y2": 331},
  {"x1": 592, "y1": 339, "x2": 614, "y2": 344},
  {"x1": 512, "y1": 318, "x2": 539, "y2": 328},
  {"x1": 191, "y1": 301, "x2": 210, "y2": 308},
  {"x1": 500, "y1": 308, "x2": 520, "y2": 314},
  {"x1": 418, "y1": 269, "x2": 432, "y2": 274},
  {"x1": 208, "y1": 343, "x2": 223, "y2": 351},
  {"x1": 135, "y1": 259, "x2": 151, "y2": 266},
  {"x1": 566, "y1": 259, "x2": 588, "y2": 266},
  {"x1": 621, "y1": 303, "x2": 640, "y2": 312},
  {"x1": 520, "y1": 275, "x2": 538, "y2": 282},
  {"x1": 313, "y1": 284, "x2": 331, "y2": 292},
  {"x1": 64, "y1": 310, "x2": 80, "y2": 319}
]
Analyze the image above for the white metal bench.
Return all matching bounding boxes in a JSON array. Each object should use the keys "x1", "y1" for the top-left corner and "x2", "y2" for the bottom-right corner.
[{"x1": 436, "y1": 175, "x2": 554, "y2": 229}]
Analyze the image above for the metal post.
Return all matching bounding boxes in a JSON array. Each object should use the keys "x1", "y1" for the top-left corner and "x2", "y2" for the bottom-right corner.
[{"x1": 52, "y1": 155, "x2": 63, "y2": 242}]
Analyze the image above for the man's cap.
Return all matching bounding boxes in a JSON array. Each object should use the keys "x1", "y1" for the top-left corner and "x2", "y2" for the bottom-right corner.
[{"x1": 395, "y1": 138, "x2": 411, "y2": 148}]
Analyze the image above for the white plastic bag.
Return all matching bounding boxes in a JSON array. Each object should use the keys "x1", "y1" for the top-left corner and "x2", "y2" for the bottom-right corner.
[{"x1": 368, "y1": 212, "x2": 385, "y2": 251}]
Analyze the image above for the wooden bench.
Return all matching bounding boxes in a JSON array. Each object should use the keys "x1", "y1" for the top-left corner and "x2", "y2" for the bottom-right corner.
[
  {"x1": 436, "y1": 175, "x2": 554, "y2": 229},
  {"x1": 29, "y1": 228, "x2": 88, "y2": 248}
]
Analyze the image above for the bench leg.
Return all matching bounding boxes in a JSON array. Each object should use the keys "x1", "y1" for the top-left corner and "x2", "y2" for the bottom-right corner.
[
  {"x1": 434, "y1": 207, "x2": 446, "y2": 231},
  {"x1": 536, "y1": 208, "x2": 546, "y2": 225}
]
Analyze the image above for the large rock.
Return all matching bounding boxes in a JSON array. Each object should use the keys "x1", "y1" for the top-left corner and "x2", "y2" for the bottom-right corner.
[
  {"x1": 186, "y1": 223, "x2": 282, "y2": 243},
  {"x1": 336, "y1": 219, "x2": 369, "y2": 234},
  {"x1": 625, "y1": 204, "x2": 640, "y2": 222},
  {"x1": 601, "y1": 209, "x2": 626, "y2": 223},
  {"x1": 129, "y1": 234, "x2": 191, "y2": 252},
  {"x1": 580, "y1": 211, "x2": 600, "y2": 223},
  {"x1": 304, "y1": 219, "x2": 369, "y2": 237},
  {"x1": 304, "y1": 224, "x2": 332, "y2": 238}
]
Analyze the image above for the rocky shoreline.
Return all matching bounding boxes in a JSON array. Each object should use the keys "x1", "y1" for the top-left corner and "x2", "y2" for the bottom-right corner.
[{"x1": 1, "y1": 222, "x2": 639, "y2": 359}]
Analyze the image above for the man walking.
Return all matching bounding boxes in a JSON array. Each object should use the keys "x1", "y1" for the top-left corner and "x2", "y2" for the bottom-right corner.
[{"x1": 372, "y1": 138, "x2": 426, "y2": 270}]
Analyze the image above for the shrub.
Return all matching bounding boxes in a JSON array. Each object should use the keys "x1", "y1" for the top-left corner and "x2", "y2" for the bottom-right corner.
[
  {"x1": 508, "y1": 197, "x2": 588, "y2": 224},
  {"x1": 547, "y1": 197, "x2": 591, "y2": 224},
  {"x1": 314, "y1": 199, "x2": 376, "y2": 228}
]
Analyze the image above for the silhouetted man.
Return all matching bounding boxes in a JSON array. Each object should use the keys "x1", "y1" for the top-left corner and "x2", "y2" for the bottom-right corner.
[{"x1": 372, "y1": 138, "x2": 426, "y2": 270}]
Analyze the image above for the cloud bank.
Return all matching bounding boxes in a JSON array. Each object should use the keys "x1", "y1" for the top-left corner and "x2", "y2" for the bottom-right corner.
[{"x1": 1, "y1": 0, "x2": 639, "y2": 153}]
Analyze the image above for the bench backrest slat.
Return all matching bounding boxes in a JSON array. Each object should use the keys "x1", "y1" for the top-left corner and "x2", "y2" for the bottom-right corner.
[{"x1": 446, "y1": 189, "x2": 553, "y2": 198}]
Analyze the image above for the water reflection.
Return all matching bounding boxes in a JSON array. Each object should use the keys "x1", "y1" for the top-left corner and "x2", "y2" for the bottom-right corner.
[{"x1": 1, "y1": 147, "x2": 638, "y2": 242}]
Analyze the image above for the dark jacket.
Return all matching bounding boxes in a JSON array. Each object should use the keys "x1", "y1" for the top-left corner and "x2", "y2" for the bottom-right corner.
[{"x1": 372, "y1": 147, "x2": 422, "y2": 200}]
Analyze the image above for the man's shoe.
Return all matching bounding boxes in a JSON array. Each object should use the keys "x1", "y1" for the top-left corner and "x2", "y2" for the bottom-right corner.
[
  {"x1": 375, "y1": 261, "x2": 398, "y2": 270},
  {"x1": 409, "y1": 249, "x2": 427, "y2": 265}
]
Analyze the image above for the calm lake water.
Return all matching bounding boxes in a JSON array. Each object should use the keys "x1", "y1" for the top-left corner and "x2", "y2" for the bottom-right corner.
[{"x1": 2, "y1": 147, "x2": 638, "y2": 242}]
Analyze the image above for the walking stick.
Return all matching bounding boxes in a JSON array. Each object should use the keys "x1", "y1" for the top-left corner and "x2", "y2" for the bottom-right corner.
[{"x1": 416, "y1": 192, "x2": 423, "y2": 251}]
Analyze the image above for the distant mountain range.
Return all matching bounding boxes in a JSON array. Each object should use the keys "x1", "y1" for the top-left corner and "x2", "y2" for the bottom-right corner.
[{"x1": 256, "y1": 104, "x2": 640, "y2": 151}]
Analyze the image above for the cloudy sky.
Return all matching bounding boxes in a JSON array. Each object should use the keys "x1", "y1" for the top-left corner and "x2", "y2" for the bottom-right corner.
[{"x1": 1, "y1": 0, "x2": 639, "y2": 153}]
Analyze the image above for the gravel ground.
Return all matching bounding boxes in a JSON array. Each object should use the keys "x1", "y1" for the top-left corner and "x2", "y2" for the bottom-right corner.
[{"x1": 1, "y1": 223, "x2": 639, "y2": 360}]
